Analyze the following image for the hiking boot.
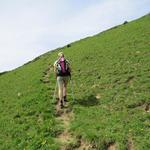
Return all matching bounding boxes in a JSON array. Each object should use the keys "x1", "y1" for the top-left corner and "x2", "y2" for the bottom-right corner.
[
  {"x1": 60, "y1": 100, "x2": 64, "y2": 109},
  {"x1": 64, "y1": 96, "x2": 67, "y2": 102}
]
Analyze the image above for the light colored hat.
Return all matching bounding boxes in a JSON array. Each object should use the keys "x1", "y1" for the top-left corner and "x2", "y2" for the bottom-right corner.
[{"x1": 58, "y1": 52, "x2": 64, "y2": 57}]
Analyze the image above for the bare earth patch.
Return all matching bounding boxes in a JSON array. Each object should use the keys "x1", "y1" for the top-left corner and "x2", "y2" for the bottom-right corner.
[
  {"x1": 127, "y1": 137, "x2": 134, "y2": 150},
  {"x1": 55, "y1": 101, "x2": 94, "y2": 150},
  {"x1": 55, "y1": 103, "x2": 74, "y2": 150},
  {"x1": 75, "y1": 139, "x2": 91, "y2": 150},
  {"x1": 108, "y1": 144, "x2": 116, "y2": 150},
  {"x1": 145, "y1": 103, "x2": 150, "y2": 112}
]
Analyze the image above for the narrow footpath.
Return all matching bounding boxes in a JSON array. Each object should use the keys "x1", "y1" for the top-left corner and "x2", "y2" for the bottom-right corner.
[
  {"x1": 55, "y1": 101, "x2": 91, "y2": 150},
  {"x1": 42, "y1": 66, "x2": 118, "y2": 150}
]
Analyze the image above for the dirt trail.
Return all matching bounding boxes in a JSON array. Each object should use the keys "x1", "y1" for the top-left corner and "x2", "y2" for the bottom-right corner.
[
  {"x1": 55, "y1": 100, "x2": 92, "y2": 150},
  {"x1": 108, "y1": 143, "x2": 116, "y2": 150},
  {"x1": 55, "y1": 103, "x2": 74, "y2": 150},
  {"x1": 42, "y1": 66, "x2": 139, "y2": 150},
  {"x1": 75, "y1": 140, "x2": 91, "y2": 150},
  {"x1": 42, "y1": 66, "x2": 93, "y2": 150},
  {"x1": 127, "y1": 137, "x2": 134, "y2": 150},
  {"x1": 42, "y1": 66, "x2": 51, "y2": 83}
]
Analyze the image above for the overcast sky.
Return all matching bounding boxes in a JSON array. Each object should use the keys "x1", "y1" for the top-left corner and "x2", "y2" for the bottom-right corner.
[{"x1": 0, "y1": 0, "x2": 149, "y2": 72}]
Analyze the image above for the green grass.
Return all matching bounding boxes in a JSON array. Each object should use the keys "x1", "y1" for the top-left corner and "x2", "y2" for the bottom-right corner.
[
  {"x1": 0, "y1": 56, "x2": 61, "y2": 149},
  {"x1": 0, "y1": 14, "x2": 150, "y2": 149}
]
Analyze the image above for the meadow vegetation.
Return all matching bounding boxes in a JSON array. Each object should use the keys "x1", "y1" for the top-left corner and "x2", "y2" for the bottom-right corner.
[{"x1": 0, "y1": 14, "x2": 149, "y2": 149}]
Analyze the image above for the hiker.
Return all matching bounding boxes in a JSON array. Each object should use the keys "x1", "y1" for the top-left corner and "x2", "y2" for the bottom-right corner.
[{"x1": 54, "y1": 52, "x2": 71, "y2": 108}]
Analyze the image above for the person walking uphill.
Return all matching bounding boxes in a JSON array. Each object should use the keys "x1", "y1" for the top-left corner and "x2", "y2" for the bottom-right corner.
[{"x1": 54, "y1": 52, "x2": 71, "y2": 108}]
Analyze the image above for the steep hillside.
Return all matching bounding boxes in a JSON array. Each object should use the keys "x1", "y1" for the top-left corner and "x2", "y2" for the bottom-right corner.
[{"x1": 0, "y1": 14, "x2": 149, "y2": 150}]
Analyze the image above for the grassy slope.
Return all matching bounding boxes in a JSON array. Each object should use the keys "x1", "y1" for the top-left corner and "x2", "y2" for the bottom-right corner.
[
  {"x1": 0, "y1": 56, "x2": 61, "y2": 149},
  {"x1": 0, "y1": 14, "x2": 149, "y2": 150}
]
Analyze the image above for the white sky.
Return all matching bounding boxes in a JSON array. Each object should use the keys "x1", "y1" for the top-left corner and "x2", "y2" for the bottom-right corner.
[{"x1": 0, "y1": 0, "x2": 149, "y2": 72}]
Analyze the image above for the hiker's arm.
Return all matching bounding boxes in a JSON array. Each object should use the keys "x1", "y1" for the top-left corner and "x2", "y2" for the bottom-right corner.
[{"x1": 53, "y1": 61, "x2": 57, "y2": 72}]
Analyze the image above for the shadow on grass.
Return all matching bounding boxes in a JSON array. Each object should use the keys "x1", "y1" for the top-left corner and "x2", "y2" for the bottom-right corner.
[{"x1": 73, "y1": 94, "x2": 99, "y2": 107}]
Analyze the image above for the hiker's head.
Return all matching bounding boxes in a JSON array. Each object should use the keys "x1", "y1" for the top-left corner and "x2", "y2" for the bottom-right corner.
[{"x1": 58, "y1": 52, "x2": 64, "y2": 58}]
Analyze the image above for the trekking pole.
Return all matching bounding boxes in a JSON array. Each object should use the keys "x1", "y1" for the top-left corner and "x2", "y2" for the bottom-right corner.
[
  {"x1": 52, "y1": 81, "x2": 58, "y2": 102},
  {"x1": 70, "y1": 79, "x2": 75, "y2": 103}
]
